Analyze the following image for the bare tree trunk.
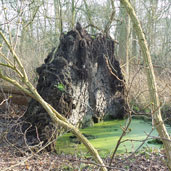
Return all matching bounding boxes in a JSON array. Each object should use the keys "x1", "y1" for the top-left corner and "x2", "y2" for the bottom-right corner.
[
  {"x1": 58, "y1": 0, "x2": 63, "y2": 34},
  {"x1": 54, "y1": 0, "x2": 58, "y2": 34},
  {"x1": 54, "y1": 0, "x2": 63, "y2": 34},
  {"x1": 132, "y1": 29, "x2": 137, "y2": 60},
  {"x1": 125, "y1": 15, "x2": 130, "y2": 84},
  {"x1": 131, "y1": 0, "x2": 137, "y2": 61},
  {"x1": 83, "y1": 0, "x2": 94, "y2": 34},
  {"x1": 118, "y1": 2, "x2": 130, "y2": 83},
  {"x1": 71, "y1": 0, "x2": 76, "y2": 29},
  {"x1": 120, "y1": 0, "x2": 171, "y2": 169},
  {"x1": 104, "y1": 0, "x2": 116, "y2": 35}
]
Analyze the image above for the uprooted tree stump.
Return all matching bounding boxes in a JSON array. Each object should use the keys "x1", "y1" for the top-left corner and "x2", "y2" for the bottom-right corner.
[{"x1": 23, "y1": 23, "x2": 126, "y2": 151}]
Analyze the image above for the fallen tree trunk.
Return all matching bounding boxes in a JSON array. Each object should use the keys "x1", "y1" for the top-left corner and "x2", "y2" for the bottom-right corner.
[{"x1": 0, "y1": 85, "x2": 30, "y2": 105}]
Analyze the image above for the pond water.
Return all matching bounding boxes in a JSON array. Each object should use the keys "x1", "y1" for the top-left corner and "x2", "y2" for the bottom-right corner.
[{"x1": 56, "y1": 119, "x2": 171, "y2": 157}]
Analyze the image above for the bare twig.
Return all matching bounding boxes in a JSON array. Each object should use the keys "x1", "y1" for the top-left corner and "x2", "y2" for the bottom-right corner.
[
  {"x1": 109, "y1": 112, "x2": 132, "y2": 166},
  {"x1": 112, "y1": 128, "x2": 154, "y2": 165}
]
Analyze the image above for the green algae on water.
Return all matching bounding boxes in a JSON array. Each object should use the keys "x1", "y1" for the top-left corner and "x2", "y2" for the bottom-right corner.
[{"x1": 56, "y1": 119, "x2": 171, "y2": 157}]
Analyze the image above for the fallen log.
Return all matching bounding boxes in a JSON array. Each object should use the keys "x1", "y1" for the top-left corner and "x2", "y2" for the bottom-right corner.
[{"x1": 0, "y1": 85, "x2": 30, "y2": 105}]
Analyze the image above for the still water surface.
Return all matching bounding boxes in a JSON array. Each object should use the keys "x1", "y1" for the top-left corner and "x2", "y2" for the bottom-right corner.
[{"x1": 56, "y1": 119, "x2": 171, "y2": 157}]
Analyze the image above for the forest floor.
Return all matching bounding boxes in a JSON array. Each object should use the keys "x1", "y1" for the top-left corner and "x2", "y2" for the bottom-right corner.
[
  {"x1": 0, "y1": 145, "x2": 169, "y2": 171},
  {"x1": 0, "y1": 104, "x2": 170, "y2": 171}
]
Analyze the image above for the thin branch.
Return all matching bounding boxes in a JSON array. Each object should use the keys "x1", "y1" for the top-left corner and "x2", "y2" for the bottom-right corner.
[
  {"x1": 24, "y1": 4, "x2": 41, "y2": 29},
  {"x1": 0, "y1": 31, "x2": 28, "y2": 81},
  {"x1": 0, "y1": 73, "x2": 33, "y2": 98},
  {"x1": 0, "y1": 51, "x2": 13, "y2": 66},
  {"x1": 104, "y1": 0, "x2": 116, "y2": 34},
  {"x1": 110, "y1": 113, "x2": 132, "y2": 166},
  {"x1": 148, "y1": 136, "x2": 171, "y2": 143},
  {"x1": 112, "y1": 128, "x2": 154, "y2": 165},
  {"x1": 84, "y1": 24, "x2": 102, "y2": 32}
]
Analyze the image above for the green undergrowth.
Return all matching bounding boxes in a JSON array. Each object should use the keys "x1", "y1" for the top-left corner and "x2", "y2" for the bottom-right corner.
[{"x1": 56, "y1": 119, "x2": 171, "y2": 158}]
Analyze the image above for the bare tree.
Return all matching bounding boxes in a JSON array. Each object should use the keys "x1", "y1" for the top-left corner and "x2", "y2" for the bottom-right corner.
[
  {"x1": 120, "y1": 0, "x2": 171, "y2": 169},
  {"x1": 118, "y1": 1, "x2": 131, "y2": 84}
]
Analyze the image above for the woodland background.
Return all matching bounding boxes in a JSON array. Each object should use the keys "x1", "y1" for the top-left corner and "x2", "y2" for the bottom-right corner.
[
  {"x1": 0, "y1": 0, "x2": 171, "y2": 112},
  {"x1": 0, "y1": 0, "x2": 171, "y2": 170}
]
